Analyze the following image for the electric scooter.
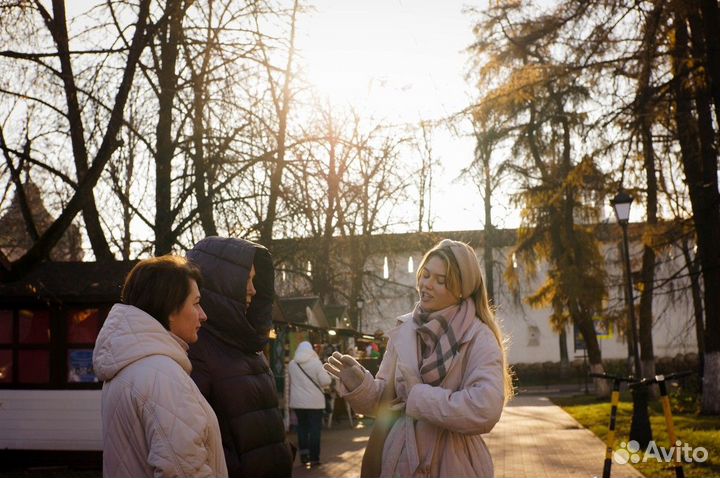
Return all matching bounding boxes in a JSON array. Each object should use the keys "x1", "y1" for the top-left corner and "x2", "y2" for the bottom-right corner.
[
  {"x1": 589, "y1": 372, "x2": 635, "y2": 478},
  {"x1": 630, "y1": 371, "x2": 693, "y2": 478}
]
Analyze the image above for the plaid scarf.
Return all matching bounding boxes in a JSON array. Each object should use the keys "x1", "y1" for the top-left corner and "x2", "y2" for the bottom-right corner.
[{"x1": 412, "y1": 298, "x2": 476, "y2": 386}]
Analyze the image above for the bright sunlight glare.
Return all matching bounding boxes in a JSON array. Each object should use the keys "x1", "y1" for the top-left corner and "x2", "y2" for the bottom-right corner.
[
  {"x1": 297, "y1": 0, "x2": 474, "y2": 121},
  {"x1": 296, "y1": 0, "x2": 525, "y2": 231}
]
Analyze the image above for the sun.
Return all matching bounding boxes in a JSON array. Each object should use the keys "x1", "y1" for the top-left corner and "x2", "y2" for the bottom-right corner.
[
  {"x1": 295, "y1": 0, "x2": 470, "y2": 121},
  {"x1": 294, "y1": 0, "x2": 502, "y2": 232}
]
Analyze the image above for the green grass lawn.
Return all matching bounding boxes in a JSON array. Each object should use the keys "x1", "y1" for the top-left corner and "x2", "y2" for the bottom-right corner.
[{"x1": 551, "y1": 393, "x2": 720, "y2": 478}]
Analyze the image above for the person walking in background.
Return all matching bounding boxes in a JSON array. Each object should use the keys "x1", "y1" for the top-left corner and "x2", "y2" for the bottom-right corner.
[
  {"x1": 288, "y1": 340, "x2": 332, "y2": 468},
  {"x1": 325, "y1": 239, "x2": 513, "y2": 477},
  {"x1": 93, "y1": 256, "x2": 227, "y2": 478},
  {"x1": 187, "y1": 237, "x2": 293, "y2": 478}
]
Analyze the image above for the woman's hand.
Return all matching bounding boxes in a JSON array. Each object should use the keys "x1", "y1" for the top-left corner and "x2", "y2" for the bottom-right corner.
[
  {"x1": 390, "y1": 364, "x2": 423, "y2": 412},
  {"x1": 389, "y1": 396, "x2": 406, "y2": 412},
  {"x1": 324, "y1": 352, "x2": 365, "y2": 392},
  {"x1": 395, "y1": 362, "x2": 422, "y2": 403}
]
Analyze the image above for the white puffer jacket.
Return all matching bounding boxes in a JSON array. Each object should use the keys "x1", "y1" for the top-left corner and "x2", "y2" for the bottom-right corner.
[
  {"x1": 93, "y1": 304, "x2": 228, "y2": 478},
  {"x1": 288, "y1": 342, "x2": 332, "y2": 410}
]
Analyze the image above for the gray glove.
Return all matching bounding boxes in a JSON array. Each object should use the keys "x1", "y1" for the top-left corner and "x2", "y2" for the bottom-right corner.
[{"x1": 324, "y1": 351, "x2": 365, "y2": 392}]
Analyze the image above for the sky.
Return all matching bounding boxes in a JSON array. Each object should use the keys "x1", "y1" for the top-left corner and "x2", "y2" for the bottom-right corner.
[
  {"x1": 59, "y1": 0, "x2": 622, "y2": 235},
  {"x1": 294, "y1": 0, "x2": 525, "y2": 232}
]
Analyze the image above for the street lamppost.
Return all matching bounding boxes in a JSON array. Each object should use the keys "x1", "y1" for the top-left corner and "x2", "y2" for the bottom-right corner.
[
  {"x1": 356, "y1": 296, "x2": 365, "y2": 334},
  {"x1": 611, "y1": 190, "x2": 652, "y2": 448}
]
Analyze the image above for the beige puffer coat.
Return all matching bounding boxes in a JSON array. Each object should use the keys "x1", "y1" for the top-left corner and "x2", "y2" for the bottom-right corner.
[
  {"x1": 93, "y1": 304, "x2": 228, "y2": 478},
  {"x1": 341, "y1": 313, "x2": 504, "y2": 477}
]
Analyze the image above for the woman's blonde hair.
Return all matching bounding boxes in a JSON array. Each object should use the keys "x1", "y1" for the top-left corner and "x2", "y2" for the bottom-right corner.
[{"x1": 417, "y1": 240, "x2": 514, "y2": 402}]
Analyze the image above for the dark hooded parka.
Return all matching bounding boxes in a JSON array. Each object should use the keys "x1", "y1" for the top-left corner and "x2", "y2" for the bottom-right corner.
[{"x1": 187, "y1": 237, "x2": 293, "y2": 478}]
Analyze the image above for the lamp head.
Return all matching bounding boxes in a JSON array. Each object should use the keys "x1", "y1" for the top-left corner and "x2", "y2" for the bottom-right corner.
[{"x1": 611, "y1": 190, "x2": 633, "y2": 224}]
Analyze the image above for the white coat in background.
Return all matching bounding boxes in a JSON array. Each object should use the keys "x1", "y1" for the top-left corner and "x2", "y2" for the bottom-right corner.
[{"x1": 288, "y1": 342, "x2": 331, "y2": 409}]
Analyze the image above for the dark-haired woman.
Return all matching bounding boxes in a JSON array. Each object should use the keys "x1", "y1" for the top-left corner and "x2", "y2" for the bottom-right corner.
[{"x1": 93, "y1": 255, "x2": 228, "y2": 478}]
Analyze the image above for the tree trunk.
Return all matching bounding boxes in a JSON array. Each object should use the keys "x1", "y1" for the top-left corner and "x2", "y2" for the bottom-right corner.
[
  {"x1": 556, "y1": 98, "x2": 607, "y2": 396},
  {"x1": 671, "y1": 7, "x2": 720, "y2": 414},
  {"x1": 681, "y1": 237, "x2": 705, "y2": 388},
  {"x1": 121, "y1": 154, "x2": 134, "y2": 261},
  {"x1": 318, "y1": 131, "x2": 340, "y2": 304},
  {"x1": 6, "y1": 0, "x2": 150, "y2": 278},
  {"x1": 636, "y1": 0, "x2": 661, "y2": 385},
  {"x1": 416, "y1": 123, "x2": 430, "y2": 232},
  {"x1": 260, "y1": 0, "x2": 299, "y2": 246},
  {"x1": 637, "y1": 130, "x2": 658, "y2": 384},
  {"x1": 483, "y1": 226, "x2": 494, "y2": 305},
  {"x1": 574, "y1": 305, "x2": 608, "y2": 397},
  {"x1": 483, "y1": 144, "x2": 495, "y2": 303},
  {"x1": 688, "y1": 6, "x2": 720, "y2": 415},
  {"x1": 559, "y1": 328, "x2": 569, "y2": 370},
  {"x1": 0, "y1": 131, "x2": 39, "y2": 242},
  {"x1": 617, "y1": 241, "x2": 635, "y2": 375},
  {"x1": 697, "y1": 0, "x2": 720, "y2": 128},
  {"x1": 47, "y1": 0, "x2": 113, "y2": 261},
  {"x1": 154, "y1": 0, "x2": 183, "y2": 255},
  {"x1": 638, "y1": 246, "x2": 656, "y2": 379},
  {"x1": 347, "y1": 232, "x2": 368, "y2": 331},
  {"x1": 260, "y1": 126, "x2": 286, "y2": 246},
  {"x1": 189, "y1": 50, "x2": 217, "y2": 237}
]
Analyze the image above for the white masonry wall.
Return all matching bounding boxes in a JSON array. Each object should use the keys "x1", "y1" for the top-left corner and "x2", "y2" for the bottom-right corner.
[{"x1": 358, "y1": 242, "x2": 698, "y2": 365}]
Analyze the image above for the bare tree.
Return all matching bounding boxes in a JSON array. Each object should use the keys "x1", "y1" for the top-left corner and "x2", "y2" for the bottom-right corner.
[
  {"x1": 0, "y1": 0, "x2": 152, "y2": 278},
  {"x1": 670, "y1": 0, "x2": 720, "y2": 414},
  {"x1": 414, "y1": 120, "x2": 435, "y2": 233},
  {"x1": 463, "y1": 111, "x2": 514, "y2": 306},
  {"x1": 256, "y1": 0, "x2": 300, "y2": 246}
]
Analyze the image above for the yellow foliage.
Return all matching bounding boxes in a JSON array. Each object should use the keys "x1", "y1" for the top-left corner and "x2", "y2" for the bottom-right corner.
[{"x1": 526, "y1": 276, "x2": 556, "y2": 309}]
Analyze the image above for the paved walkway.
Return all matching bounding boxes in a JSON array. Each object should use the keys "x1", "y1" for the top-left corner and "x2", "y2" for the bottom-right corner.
[
  {"x1": 290, "y1": 395, "x2": 643, "y2": 477},
  {"x1": 290, "y1": 419, "x2": 371, "y2": 478},
  {"x1": 0, "y1": 394, "x2": 642, "y2": 477},
  {"x1": 485, "y1": 395, "x2": 642, "y2": 478}
]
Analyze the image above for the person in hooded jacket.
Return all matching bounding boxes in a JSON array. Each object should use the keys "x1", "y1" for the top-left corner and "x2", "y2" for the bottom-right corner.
[
  {"x1": 288, "y1": 340, "x2": 332, "y2": 467},
  {"x1": 93, "y1": 255, "x2": 228, "y2": 478},
  {"x1": 187, "y1": 237, "x2": 294, "y2": 478}
]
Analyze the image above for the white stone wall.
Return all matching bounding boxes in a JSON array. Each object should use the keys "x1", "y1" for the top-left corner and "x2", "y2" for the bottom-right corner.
[
  {"x1": 273, "y1": 233, "x2": 699, "y2": 364},
  {"x1": 359, "y1": 243, "x2": 698, "y2": 365}
]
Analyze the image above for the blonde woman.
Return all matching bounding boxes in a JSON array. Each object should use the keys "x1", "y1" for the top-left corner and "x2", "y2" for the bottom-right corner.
[{"x1": 325, "y1": 239, "x2": 512, "y2": 477}]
